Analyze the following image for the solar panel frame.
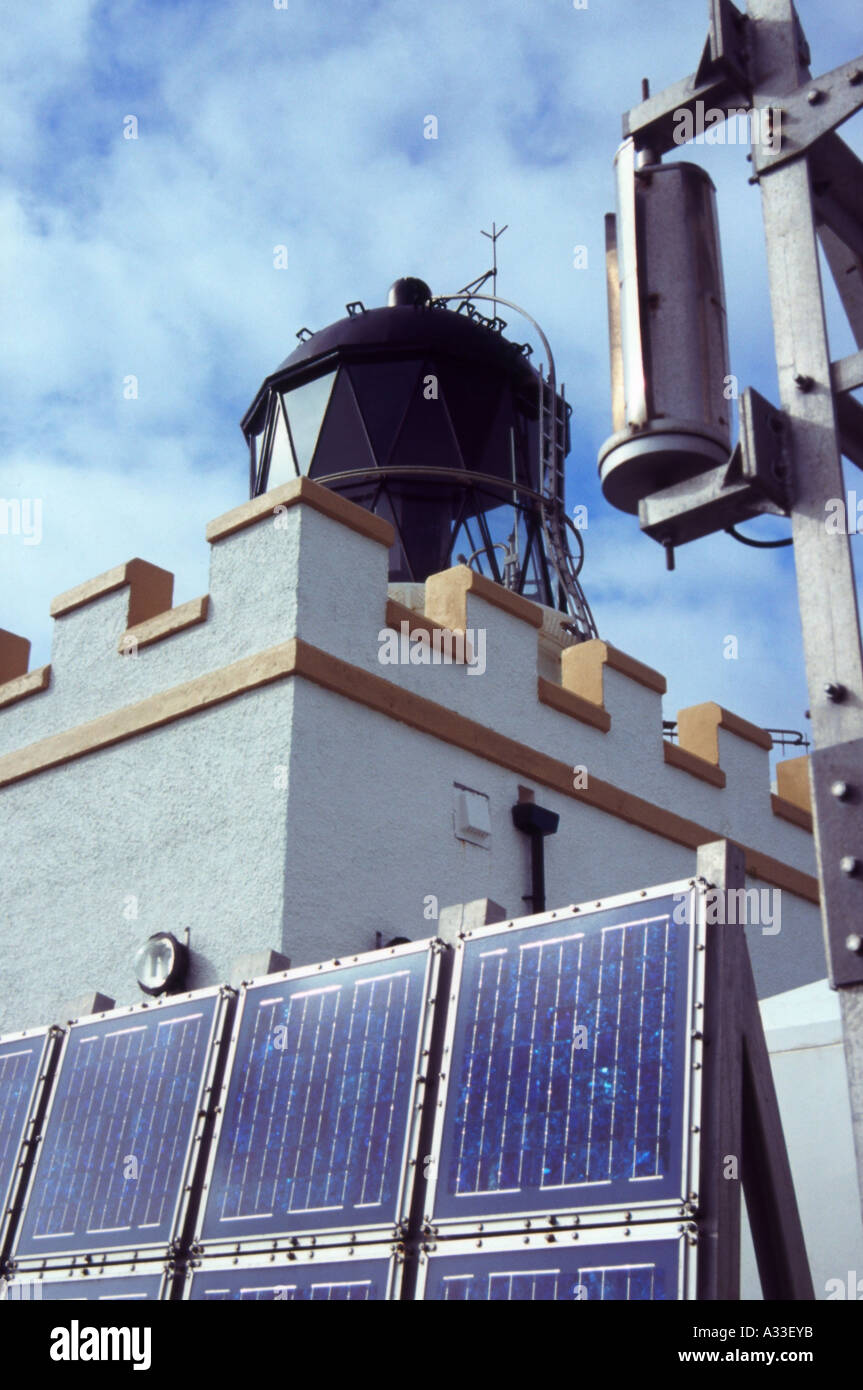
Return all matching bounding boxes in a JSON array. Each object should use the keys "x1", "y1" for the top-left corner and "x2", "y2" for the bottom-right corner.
[
  {"x1": 9, "y1": 986, "x2": 233, "y2": 1270},
  {"x1": 1, "y1": 1262, "x2": 170, "y2": 1301},
  {"x1": 414, "y1": 1222, "x2": 697, "y2": 1300},
  {"x1": 182, "y1": 1243, "x2": 402, "y2": 1300},
  {"x1": 194, "y1": 938, "x2": 445, "y2": 1254},
  {"x1": 424, "y1": 880, "x2": 706, "y2": 1236},
  {"x1": 0, "y1": 1026, "x2": 61, "y2": 1265}
]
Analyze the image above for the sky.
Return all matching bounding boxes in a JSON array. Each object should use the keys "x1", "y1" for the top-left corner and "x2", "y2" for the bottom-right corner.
[{"x1": 2, "y1": 0, "x2": 862, "y2": 756}]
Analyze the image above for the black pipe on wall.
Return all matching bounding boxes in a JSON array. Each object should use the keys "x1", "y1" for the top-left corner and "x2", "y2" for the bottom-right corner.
[{"x1": 511, "y1": 802, "x2": 560, "y2": 914}]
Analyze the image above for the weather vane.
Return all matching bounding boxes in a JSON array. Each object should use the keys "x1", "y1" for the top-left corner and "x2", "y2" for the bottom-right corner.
[{"x1": 481, "y1": 221, "x2": 508, "y2": 322}]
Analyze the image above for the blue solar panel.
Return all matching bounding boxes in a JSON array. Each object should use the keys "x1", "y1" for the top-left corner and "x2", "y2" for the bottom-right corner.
[
  {"x1": 420, "y1": 1233, "x2": 687, "y2": 1300},
  {"x1": 430, "y1": 892, "x2": 696, "y2": 1225},
  {"x1": 197, "y1": 945, "x2": 437, "y2": 1247},
  {"x1": 4, "y1": 1272, "x2": 165, "y2": 1301},
  {"x1": 0, "y1": 1030, "x2": 55, "y2": 1256},
  {"x1": 187, "y1": 1255, "x2": 393, "y2": 1300},
  {"x1": 12, "y1": 991, "x2": 225, "y2": 1263}
]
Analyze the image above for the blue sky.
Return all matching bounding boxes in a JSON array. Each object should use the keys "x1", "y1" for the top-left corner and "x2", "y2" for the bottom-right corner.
[{"x1": 2, "y1": 0, "x2": 862, "y2": 754}]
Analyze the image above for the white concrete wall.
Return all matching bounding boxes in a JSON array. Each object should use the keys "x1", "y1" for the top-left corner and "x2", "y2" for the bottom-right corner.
[
  {"x1": 0, "y1": 488, "x2": 821, "y2": 1030},
  {"x1": 740, "y1": 981, "x2": 863, "y2": 1300},
  {"x1": 1, "y1": 686, "x2": 296, "y2": 1032},
  {"x1": 281, "y1": 678, "x2": 815, "y2": 989},
  {"x1": 0, "y1": 485, "x2": 850, "y2": 1297}
]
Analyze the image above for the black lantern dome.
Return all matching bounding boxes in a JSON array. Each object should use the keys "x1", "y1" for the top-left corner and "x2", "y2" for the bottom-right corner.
[{"x1": 242, "y1": 279, "x2": 596, "y2": 636}]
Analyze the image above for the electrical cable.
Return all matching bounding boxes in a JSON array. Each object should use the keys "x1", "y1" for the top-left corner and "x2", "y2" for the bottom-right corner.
[{"x1": 725, "y1": 524, "x2": 793, "y2": 549}]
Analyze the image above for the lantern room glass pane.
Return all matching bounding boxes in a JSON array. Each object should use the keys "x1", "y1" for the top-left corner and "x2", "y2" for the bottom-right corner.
[
  {"x1": 390, "y1": 386, "x2": 464, "y2": 475},
  {"x1": 437, "y1": 362, "x2": 506, "y2": 472},
  {"x1": 253, "y1": 428, "x2": 268, "y2": 493},
  {"x1": 282, "y1": 371, "x2": 336, "y2": 473},
  {"x1": 266, "y1": 399, "x2": 296, "y2": 490},
  {"x1": 308, "y1": 369, "x2": 377, "y2": 480},
  {"x1": 348, "y1": 360, "x2": 421, "y2": 467},
  {"x1": 520, "y1": 544, "x2": 547, "y2": 602}
]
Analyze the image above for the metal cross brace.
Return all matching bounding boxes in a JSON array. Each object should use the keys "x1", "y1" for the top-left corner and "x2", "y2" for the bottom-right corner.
[{"x1": 615, "y1": 0, "x2": 863, "y2": 1219}]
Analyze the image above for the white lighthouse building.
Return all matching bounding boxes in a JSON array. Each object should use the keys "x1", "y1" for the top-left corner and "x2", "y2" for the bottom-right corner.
[{"x1": 0, "y1": 280, "x2": 859, "y2": 1299}]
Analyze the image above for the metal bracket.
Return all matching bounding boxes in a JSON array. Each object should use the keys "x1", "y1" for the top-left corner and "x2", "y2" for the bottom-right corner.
[
  {"x1": 624, "y1": 1, "x2": 750, "y2": 155},
  {"x1": 737, "y1": 384, "x2": 792, "y2": 502},
  {"x1": 809, "y1": 737, "x2": 863, "y2": 988},
  {"x1": 833, "y1": 346, "x2": 863, "y2": 469},
  {"x1": 836, "y1": 394, "x2": 863, "y2": 472},
  {"x1": 793, "y1": 6, "x2": 811, "y2": 69},
  {"x1": 832, "y1": 351, "x2": 863, "y2": 395},
  {"x1": 694, "y1": 0, "x2": 751, "y2": 92},
  {"x1": 821, "y1": 227, "x2": 863, "y2": 349},
  {"x1": 624, "y1": 73, "x2": 751, "y2": 157},
  {"x1": 638, "y1": 387, "x2": 790, "y2": 548},
  {"x1": 810, "y1": 133, "x2": 863, "y2": 268},
  {"x1": 753, "y1": 57, "x2": 863, "y2": 175}
]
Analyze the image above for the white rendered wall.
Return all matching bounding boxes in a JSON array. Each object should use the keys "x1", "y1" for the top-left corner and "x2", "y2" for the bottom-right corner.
[
  {"x1": 281, "y1": 677, "x2": 815, "y2": 995},
  {"x1": 740, "y1": 981, "x2": 863, "y2": 1300},
  {"x1": 0, "y1": 687, "x2": 296, "y2": 1033},
  {"x1": 0, "y1": 487, "x2": 821, "y2": 1031}
]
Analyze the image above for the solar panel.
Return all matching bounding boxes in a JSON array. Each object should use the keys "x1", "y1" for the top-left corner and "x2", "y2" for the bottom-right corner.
[
  {"x1": 0, "y1": 1028, "x2": 59, "y2": 1260},
  {"x1": 416, "y1": 1225, "x2": 695, "y2": 1300},
  {"x1": 196, "y1": 941, "x2": 442, "y2": 1250},
  {"x1": 426, "y1": 885, "x2": 702, "y2": 1232},
  {"x1": 3, "y1": 1266, "x2": 168, "y2": 1301},
  {"x1": 185, "y1": 1247, "x2": 399, "y2": 1300},
  {"x1": 11, "y1": 989, "x2": 230, "y2": 1266}
]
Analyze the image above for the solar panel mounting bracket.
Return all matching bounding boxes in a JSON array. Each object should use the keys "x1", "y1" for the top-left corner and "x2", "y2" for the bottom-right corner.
[{"x1": 695, "y1": 839, "x2": 813, "y2": 1300}]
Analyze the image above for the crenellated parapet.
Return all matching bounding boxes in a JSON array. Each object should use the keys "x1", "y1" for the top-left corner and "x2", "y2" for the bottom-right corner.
[
  {"x1": 0, "y1": 477, "x2": 816, "y2": 906},
  {"x1": 0, "y1": 628, "x2": 50, "y2": 710}
]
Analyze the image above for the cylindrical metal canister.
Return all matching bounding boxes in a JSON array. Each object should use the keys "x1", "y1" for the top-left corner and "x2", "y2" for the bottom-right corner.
[{"x1": 598, "y1": 138, "x2": 732, "y2": 514}]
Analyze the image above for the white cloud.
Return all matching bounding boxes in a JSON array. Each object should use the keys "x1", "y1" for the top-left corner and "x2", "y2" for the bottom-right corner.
[{"x1": 1, "y1": 0, "x2": 860, "y2": 750}]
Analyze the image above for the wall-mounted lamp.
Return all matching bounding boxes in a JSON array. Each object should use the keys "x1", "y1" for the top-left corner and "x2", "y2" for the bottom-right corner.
[{"x1": 134, "y1": 932, "x2": 189, "y2": 996}]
